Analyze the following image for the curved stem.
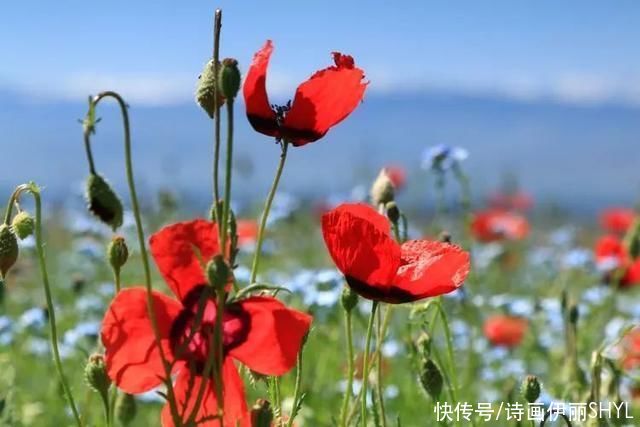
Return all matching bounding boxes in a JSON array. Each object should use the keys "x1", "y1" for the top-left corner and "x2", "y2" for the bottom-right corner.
[
  {"x1": 92, "y1": 92, "x2": 182, "y2": 426},
  {"x1": 3, "y1": 184, "x2": 29, "y2": 225},
  {"x1": 376, "y1": 307, "x2": 388, "y2": 427},
  {"x1": 212, "y1": 9, "x2": 223, "y2": 228},
  {"x1": 84, "y1": 131, "x2": 97, "y2": 175},
  {"x1": 361, "y1": 301, "x2": 378, "y2": 427},
  {"x1": 286, "y1": 343, "x2": 304, "y2": 427},
  {"x1": 27, "y1": 184, "x2": 83, "y2": 426},
  {"x1": 339, "y1": 309, "x2": 355, "y2": 427},
  {"x1": 249, "y1": 141, "x2": 289, "y2": 284}
]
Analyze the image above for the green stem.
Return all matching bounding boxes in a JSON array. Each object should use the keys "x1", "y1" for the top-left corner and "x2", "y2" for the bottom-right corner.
[
  {"x1": 187, "y1": 313, "x2": 220, "y2": 426},
  {"x1": 220, "y1": 99, "x2": 234, "y2": 251},
  {"x1": 361, "y1": 301, "x2": 378, "y2": 427},
  {"x1": 434, "y1": 299, "x2": 458, "y2": 404},
  {"x1": 339, "y1": 310, "x2": 355, "y2": 427},
  {"x1": 376, "y1": 307, "x2": 388, "y2": 427},
  {"x1": 212, "y1": 9, "x2": 223, "y2": 229},
  {"x1": 249, "y1": 141, "x2": 289, "y2": 284},
  {"x1": 99, "y1": 388, "x2": 111, "y2": 427},
  {"x1": 286, "y1": 344, "x2": 304, "y2": 427},
  {"x1": 92, "y1": 92, "x2": 181, "y2": 426},
  {"x1": 3, "y1": 185, "x2": 28, "y2": 225},
  {"x1": 113, "y1": 268, "x2": 121, "y2": 294},
  {"x1": 83, "y1": 131, "x2": 97, "y2": 175}
]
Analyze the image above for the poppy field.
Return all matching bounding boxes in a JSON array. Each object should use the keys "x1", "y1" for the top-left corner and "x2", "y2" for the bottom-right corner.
[{"x1": 2, "y1": 7, "x2": 640, "y2": 427}]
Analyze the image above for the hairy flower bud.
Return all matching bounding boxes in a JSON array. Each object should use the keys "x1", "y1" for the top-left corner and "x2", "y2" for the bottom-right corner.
[
  {"x1": 370, "y1": 169, "x2": 395, "y2": 206},
  {"x1": 85, "y1": 174, "x2": 124, "y2": 231},
  {"x1": 340, "y1": 285, "x2": 359, "y2": 313},
  {"x1": 84, "y1": 354, "x2": 111, "y2": 396},
  {"x1": 115, "y1": 393, "x2": 137, "y2": 426},
  {"x1": 521, "y1": 375, "x2": 541, "y2": 403},
  {"x1": 108, "y1": 236, "x2": 129, "y2": 274},
  {"x1": 385, "y1": 201, "x2": 400, "y2": 224},
  {"x1": 196, "y1": 60, "x2": 225, "y2": 119},
  {"x1": 206, "y1": 254, "x2": 230, "y2": 290},
  {"x1": 219, "y1": 58, "x2": 241, "y2": 100},
  {"x1": 11, "y1": 211, "x2": 34, "y2": 240},
  {"x1": 251, "y1": 399, "x2": 273, "y2": 427},
  {"x1": 0, "y1": 224, "x2": 19, "y2": 279},
  {"x1": 418, "y1": 358, "x2": 443, "y2": 399}
]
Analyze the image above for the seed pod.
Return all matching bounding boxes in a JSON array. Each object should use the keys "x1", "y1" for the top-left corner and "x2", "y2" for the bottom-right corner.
[
  {"x1": 219, "y1": 58, "x2": 241, "y2": 100},
  {"x1": 11, "y1": 211, "x2": 34, "y2": 240},
  {"x1": 108, "y1": 236, "x2": 129, "y2": 274},
  {"x1": 84, "y1": 354, "x2": 111, "y2": 396},
  {"x1": 370, "y1": 169, "x2": 395, "y2": 206},
  {"x1": 521, "y1": 375, "x2": 541, "y2": 403},
  {"x1": 196, "y1": 59, "x2": 225, "y2": 119},
  {"x1": 340, "y1": 285, "x2": 359, "y2": 313},
  {"x1": 85, "y1": 174, "x2": 123, "y2": 230},
  {"x1": 0, "y1": 224, "x2": 19, "y2": 279},
  {"x1": 115, "y1": 393, "x2": 137, "y2": 426},
  {"x1": 251, "y1": 399, "x2": 273, "y2": 427},
  {"x1": 206, "y1": 254, "x2": 230, "y2": 290},
  {"x1": 418, "y1": 358, "x2": 443, "y2": 399}
]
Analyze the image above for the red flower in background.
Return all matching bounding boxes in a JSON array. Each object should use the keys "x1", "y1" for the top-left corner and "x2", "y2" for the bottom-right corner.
[
  {"x1": 594, "y1": 235, "x2": 640, "y2": 287},
  {"x1": 236, "y1": 219, "x2": 259, "y2": 247},
  {"x1": 243, "y1": 40, "x2": 367, "y2": 147},
  {"x1": 384, "y1": 165, "x2": 407, "y2": 190},
  {"x1": 622, "y1": 328, "x2": 640, "y2": 370},
  {"x1": 101, "y1": 220, "x2": 312, "y2": 426},
  {"x1": 600, "y1": 208, "x2": 636, "y2": 234},
  {"x1": 470, "y1": 210, "x2": 529, "y2": 243},
  {"x1": 488, "y1": 191, "x2": 533, "y2": 212},
  {"x1": 322, "y1": 203, "x2": 470, "y2": 304},
  {"x1": 483, "y1": 315, "x2": 528, "y2": 348}
]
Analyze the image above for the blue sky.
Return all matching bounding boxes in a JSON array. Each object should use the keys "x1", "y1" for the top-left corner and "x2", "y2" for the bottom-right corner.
[{"x1": 2, "y1": 0, "x2": 639, "y2": 106}]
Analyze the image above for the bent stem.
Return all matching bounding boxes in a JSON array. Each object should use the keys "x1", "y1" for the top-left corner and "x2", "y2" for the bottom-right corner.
[
  {"x1": 91, "y1": 92, "x2": 182, "y2": 426},
  {"x1": 339, "y1": 308, "x2": 355, "y2": 427},
  {"x1": 286, "y1": 339, "x2": 305, "y2": 427},
  {"x1": 249, "y1": 141, "x2": 289, "y2": 284},
  {"x1": 361, "y1": 301, "x2": 379, "y2": 427}
]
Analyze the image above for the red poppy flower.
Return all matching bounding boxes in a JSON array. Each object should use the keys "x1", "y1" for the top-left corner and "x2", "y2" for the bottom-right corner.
[
  {"x1": 243, "y1": 40, "x2": 367, "y2": 147},
  {"x1": 488, "y1": 191, "x2": 533, "y2": 212},
  {"x1": 594, "y1": 234, "x2": 640, "y2": 287},
  {"x1": 101, "y1": 219, "x2": 312, "y2": 427},
  {"x1": 470, "y1": 209, "x2": 529, "y2": 243},
  {"x1": 621, "y1": 328, "x2": 640, "y2": 370},
  {"x1": 321, "y1": 203, "x2": 470, "y2": 304},
  {"x1": 483, "y1": 315, "x2": 528, "y2": 348},
  {"x1": 600, "y1": 208, "x2": 636, "y2": 234},
  {"x1": 383, "y1": 165, "x2": 407, "y2": 190},
  {"x1": 236, "y1": 219, "x2": 259, "y2": 248}
]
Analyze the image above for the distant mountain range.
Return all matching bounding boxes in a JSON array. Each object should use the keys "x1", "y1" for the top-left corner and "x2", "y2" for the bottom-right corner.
[{"x1": 1, "y1": 87, "x2": 638, "y2": 213}]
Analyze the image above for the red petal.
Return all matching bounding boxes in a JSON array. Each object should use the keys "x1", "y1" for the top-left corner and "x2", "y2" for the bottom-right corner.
[
  {"x1": 322, "y1": 203, "x2": 400, "y2": 289},
  {"x1": 101, "y1": 288, "x2": 182, "y2": 393},
  {"x1": 392, "y1": 240, "x2": 470, "y2": 301},
  {"x1": 283, "y1": 52, "x2": 367, "y2": 146},
  {"x1": 243, "y1": 40, "x2": 280, "y2": 138},
  {"x1": 229, "y1": 296, "x2": 312, "y2": 375},
  {"x1": 150, "y1": 219, "x2": 221, "y2": 302},
  {"x1": 161, "y1": 359, "x2": 249, "y2": 427},
  {"x1": 600, "y1": 208, "x2": 636, "y2": 234}
]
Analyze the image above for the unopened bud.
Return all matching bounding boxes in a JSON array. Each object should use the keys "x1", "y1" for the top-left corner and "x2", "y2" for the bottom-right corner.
[
  {"x1": 251, "y1": 399, "x2": 273, "y2": 427},
  {"x1": 521, "y1": 375, "x2": 541, "y2": 403},
  {"x1": 569, "y1": 304, "x2": 579, "y2": 324},
  {"x1": 196, "y1": 60, "x2": 225, "y2": 119},
  {"x1": 206, "y1": 255, "x2": 230, "y2": 289},
  {"x1": 341, "y1": 285, "x2": 359, "y2": 313},
  {"x1": 439, "y1": 231, "x2": 452, "y2": 243},
  {"x1": 0, "y1": 224, "x2": 19, "y2": 279},
  {"x1": 84, "y1": 354, "x2": 111, "y2": 396},
  {"x1": 85, "y1": 174, "x2": 124, "y2": 231},
  {"x1": 370, "y1": 169, "x2": 395, "y2": 206},
  {"x1": 115, "y1": 393, "x2": 137, "y2": 426},
  {"x1": 108, "y1": 236, "x2": 129, "y2": 274},
  {"x1": 415, "y1": 332, "x2": 432, "y2": 358},
  {"x1": 11, "y1": 211, "x2": 34, "y2": 240},
  {"x1": 385, "y1": 201, "x2": 400, "y2": 224},
  {"x1": 418, "y1": 358, "x2": 443, "y2": 399},
  {"x1": 219, "y1": 58, "x2": 241, "y2": 100}
]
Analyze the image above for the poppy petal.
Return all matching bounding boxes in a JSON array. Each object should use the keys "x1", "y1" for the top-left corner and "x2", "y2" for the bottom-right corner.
[
  {"x1": 243, "y1": 40, "x2": 280, "y2": 138},
  {"x1": 161, "y1": 359, "x2": 249, "y2": 427},
  {"x1": 322, "y1": 203, "x2": 400, "y2": 289},
  {"x1": 393, "y1": 240, "x2": 470, "y2": 301},
  {"x1": 229, "y1": 296, "x2": 312, "y2": 376},
  {"x1": 283, "y1": 52, "x2": 367, "y2": 146},
  {"x1": 101, "y1": 288, "x2": 182, "y2": 393},
  {"x1": 150, "y1": 219, "x2": 221, "y2": 302}
]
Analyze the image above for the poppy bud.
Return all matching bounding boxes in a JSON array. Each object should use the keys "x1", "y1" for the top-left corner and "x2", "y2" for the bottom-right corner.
[
  {"x1": 107, "y1": 236, "x2": 129, "y2": 274},
  {"x1": 251, "y1": 399, "x2": 273, "y2": 427},
  {"x1": 569, "y1": 304, "x2": 579, "y2": 325},
  {"x1": 439, "y1": 231, "x2": 452, "y2": 243},
  {"x1": 418, "y1": 358, "x2": 443, "y2": 399},
  {"x1": 219, "y1": 58, "x2": 241, "y2": 100},
  {"x1": 521, "y1": 375, "x2": 541, "y2": 403},
  {"x1": 115, "y1": 393, "x2": 137, "y2": 426},
  {"x1": 0, "y1": 224, "x2": 19, "y2": 279},
  {"x1": 370, "y1": 169, "x2": 395, "y2": 206},
  {"x1": 196, "y1": 60, "x2": 225, "y2": 119},
  {"x1": 84, "y1": 354, "x2": 111, "y2": 396},
  {"x1": 415, "y1": 332, "x2": 432, "y2": 358},
  {"x1": 85, "y1": 174, "x2": 124, "y2": 231},
  {"x1": 206, "y1": 254, "x2": 230, "y2": 290},
  {"x1": 385, "y1": 201, "x2": 400, "y2": 224},
  {"x1": 11, "y1": 211, "x2": 34, "y2": 240},
  {"x1": 340, "y1": 285, "x2": 359, "y2": 313}
]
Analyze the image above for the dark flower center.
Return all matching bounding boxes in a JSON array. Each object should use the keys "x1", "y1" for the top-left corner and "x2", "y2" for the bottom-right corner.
[{"x1": 170, "y1": 285, "x2": 250, "y2": 373}]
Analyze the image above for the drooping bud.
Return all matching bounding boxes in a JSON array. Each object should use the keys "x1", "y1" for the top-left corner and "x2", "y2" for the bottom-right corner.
[
  {"x1": 0, "y1": 224, "x2": 19, "y2": 279},
  {"x1": 370, "y1": 169, "x2": 395, "y2": 206},
  {"x1": 385, "y1": 201, "x2": 400, "y2": 224},
  {"x1": 85, "y1": 174, "x2": 124, "y2": 231},
  {"x1": 521, "y1": 375, "x2": 541, "y2": 403},
  {"x1": 340, "y1": 285, "x2": 359, "y2": 313},
  {"x1": 11, "y1": 211, "x2": 34, "y2": 240},
  {"x1": 107, "y1": 236, "x2": 129, "y2": 275},
  {"x1": 251, "y1": 399, "x2": 273, "y2": 427},
  {"x1": 196, "y1": 60, "x2": 225, "y2": 119},
  {"x1": 418, "y1": 358, "x2": 443, "y2": 399},
  {"x1": 219, "y1": 58, "x2": 241, "y2": 100},
  {"x1": 206, "y1": 254, "x2": 230, "y2": 290},
  {"x1": 84, "y1": 354, "x2": 111, "y2": 396},
  {"x1": 115, "y1": 393, "x2": 137, "y2": 426}
]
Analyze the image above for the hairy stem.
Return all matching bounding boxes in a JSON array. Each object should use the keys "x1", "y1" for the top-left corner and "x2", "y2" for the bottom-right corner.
[
  {"x1": 339, "y1": 309, "x2": 355, "y2": 427},
  {"x1": 361, "y1": 301, "x2": 378, "y2": 427}
]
